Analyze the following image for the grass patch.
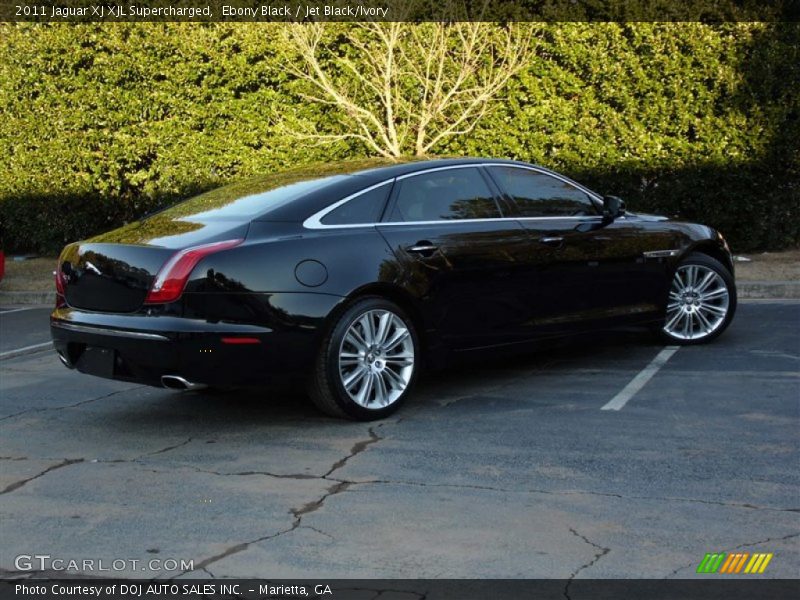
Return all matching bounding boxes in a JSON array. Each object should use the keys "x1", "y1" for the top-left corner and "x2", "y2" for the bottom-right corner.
[
  {"x1": 0, "y1": 257, "x2": 57, "y2": 292},
  {"x1": 735, "y1": 249, "x2": 800, "y2": 282}
]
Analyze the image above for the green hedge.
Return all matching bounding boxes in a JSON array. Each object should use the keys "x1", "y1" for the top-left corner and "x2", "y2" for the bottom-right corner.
[{"x1": 0, "y1": 22, "x2": 797, "y2": 254}]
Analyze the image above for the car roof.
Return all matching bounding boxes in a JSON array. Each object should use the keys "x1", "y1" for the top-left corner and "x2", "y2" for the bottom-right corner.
[
  {"x1": 161, "y1": 157, "x2": 549, "y2": 224},
  {"x1": 256, "y1": 157, "x2": 543, "y2": 221},
  {"x1": 347, "y1": 157, "x2": 527, "y2": 180}
]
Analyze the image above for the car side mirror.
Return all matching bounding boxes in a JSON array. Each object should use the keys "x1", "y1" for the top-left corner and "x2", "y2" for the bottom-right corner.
[{"x1": 603, "y1": 195, "x2": 626, "y2": 221}]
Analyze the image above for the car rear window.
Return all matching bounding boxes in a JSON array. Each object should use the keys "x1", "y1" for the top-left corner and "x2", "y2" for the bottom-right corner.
[{"x1": 158, "y1": 175, "x2": 348, "y2": 221}]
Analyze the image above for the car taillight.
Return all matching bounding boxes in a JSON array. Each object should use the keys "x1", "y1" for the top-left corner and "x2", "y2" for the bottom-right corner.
[
  {"x1": 144, "y1": 239, "x2": 243, "y2": 305},
  {"x1": 54, "y1": 265, "x2": 65, "y2": 295},
  {"x1": 54, "y1": 260, "x2": 67, "y2": 308}
]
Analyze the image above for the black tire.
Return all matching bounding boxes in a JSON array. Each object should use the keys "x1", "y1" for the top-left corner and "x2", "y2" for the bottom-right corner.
[
  {"x1": 658, "y1": 252, "x2": 737, "y2": 345},
  {"x1": 308, "y1": 296, "x2": 420, "y2": 420}
]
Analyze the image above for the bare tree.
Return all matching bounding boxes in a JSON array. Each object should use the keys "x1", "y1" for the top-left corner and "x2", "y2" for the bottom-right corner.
[{"x1": 281, "y1": 20, "x2": 541, "y2": 157}]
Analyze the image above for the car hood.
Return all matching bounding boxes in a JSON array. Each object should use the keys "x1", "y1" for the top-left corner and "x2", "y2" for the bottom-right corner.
[{"x1": 627, "y1": 211, "x2": 669, "y2": 222}]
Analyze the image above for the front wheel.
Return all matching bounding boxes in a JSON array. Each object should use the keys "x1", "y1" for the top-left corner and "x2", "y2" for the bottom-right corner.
[
  {"x1": 309, "y1": 297, "x2": 419, "y2": 420},
  {"x1": 659, "y1": 253, "x2": 737, "y2": 345}
]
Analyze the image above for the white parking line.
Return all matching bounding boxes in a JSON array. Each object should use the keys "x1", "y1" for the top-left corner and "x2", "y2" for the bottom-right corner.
[
  {"x1": 601, "y1": 346, "x2": 680, "y2": 411},
  {"x1": 0, "y1": 307, "x2": 39, "y2": 314},
  {"x1": 0, "y1": 341, "x2": 53, "y2": 361}
]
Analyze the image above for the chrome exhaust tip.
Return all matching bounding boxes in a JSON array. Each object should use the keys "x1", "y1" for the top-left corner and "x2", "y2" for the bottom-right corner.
[{"x1": 161, "y1": 375, "x2": 207, "y2": 391}]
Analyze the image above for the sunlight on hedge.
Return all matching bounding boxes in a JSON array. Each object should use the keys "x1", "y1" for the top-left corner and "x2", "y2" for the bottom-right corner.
[{"x1": 0, "y1": 22, "x2": 797, "y2": 253}]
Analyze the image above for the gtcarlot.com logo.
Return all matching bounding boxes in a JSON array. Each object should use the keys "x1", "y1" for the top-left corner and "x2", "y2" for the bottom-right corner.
[
  {"x1": 697, "y1": 552, "x2": 773, "y2": 574},
  {"x1": 15, "y1": 554, "x2": 194, "y2": 573}
]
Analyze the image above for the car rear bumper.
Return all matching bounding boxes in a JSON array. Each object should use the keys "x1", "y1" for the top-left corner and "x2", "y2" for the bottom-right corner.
[{"x1": 50, "y1": 305, "x2": 327, "y2": 388}]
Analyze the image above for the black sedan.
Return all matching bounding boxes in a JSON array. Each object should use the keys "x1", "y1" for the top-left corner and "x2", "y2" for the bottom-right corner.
[{"x1": 51, "y1": 158, "x2": 737, "y2": 420}]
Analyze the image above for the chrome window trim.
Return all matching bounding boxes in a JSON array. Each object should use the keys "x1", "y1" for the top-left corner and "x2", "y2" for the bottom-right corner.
[
  {"x1": 302, "y1": 162, "x2": 606, "y2": 230},
  {"x1": 51, "y1": 321, "x2": 170, "y2": 341},
  {"x1": 378, "y1": 215, "x2": 604, "y2": 227},
  {"x1": 394, "y1": 163, "x2": 489, "y2": 180}
]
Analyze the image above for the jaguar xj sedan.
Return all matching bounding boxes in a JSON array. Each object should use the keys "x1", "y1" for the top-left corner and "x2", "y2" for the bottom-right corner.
[{"x1": 51, "y1": 158, "x2": 737, "y2": 419}]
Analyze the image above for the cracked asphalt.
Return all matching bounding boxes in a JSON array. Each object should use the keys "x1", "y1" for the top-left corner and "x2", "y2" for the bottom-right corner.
[{"x1": 0, "y1": 302, "x2": 798, "y2": 579}]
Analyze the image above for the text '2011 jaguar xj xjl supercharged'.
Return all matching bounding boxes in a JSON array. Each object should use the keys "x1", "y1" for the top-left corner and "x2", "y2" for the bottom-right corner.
[{"x1": 51, "y1": 158, "x2": 737, "y2": 420}]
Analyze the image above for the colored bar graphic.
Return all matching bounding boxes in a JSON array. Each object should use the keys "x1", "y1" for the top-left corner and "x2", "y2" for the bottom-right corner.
[
  {"x1": 745, "y1": 554, "x2": 762, "y2": 573},
  {"x1": 719, "y1": 553, "x2": 749, "y2": 573},
  {"x1": 733, "y1": 553, "x2": 749, "y2": 573},
  {"x1": 699, "y1": 552, "x2": 773, "y2": 574},
  {"x1": 697, "y1": 553, "x2": 726, "y2": 573},
  {"x1": 719, "y1": 553, "x2": 736, "y2": 573},
  {"x1": 758, "y1": 553, "x2": 773, "y2": 573}
]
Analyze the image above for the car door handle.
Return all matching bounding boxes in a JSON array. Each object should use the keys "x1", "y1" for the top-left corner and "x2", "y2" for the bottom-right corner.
[
  {"x1": 405, "y1": 242, "x2": 438, "y2": 255},
  {"x1": 539, "y1": 236, "x2": 564, "y2": 247}
]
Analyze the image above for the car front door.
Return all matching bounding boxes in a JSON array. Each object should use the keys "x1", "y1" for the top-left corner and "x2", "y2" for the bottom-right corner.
[
  {"x1": 485, "y1": 165, "x2": 672, "y2": 335},
  {"x1": 376, "y1": 166, "x2": 533, "y2": 350}
]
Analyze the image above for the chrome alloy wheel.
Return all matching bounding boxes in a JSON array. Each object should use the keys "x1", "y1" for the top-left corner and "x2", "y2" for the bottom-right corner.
[
  {"x1": 338, "y1": 309, "x2": 415, "y2": 409},
  {"x1": 664, "y1": 264, "x2": 730, "y2": 340}
]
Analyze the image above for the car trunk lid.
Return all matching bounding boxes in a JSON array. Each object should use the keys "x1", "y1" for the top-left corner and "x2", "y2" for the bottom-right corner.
[{"x1": 59, "y1": 218, "x2": 249, "y2": 313}]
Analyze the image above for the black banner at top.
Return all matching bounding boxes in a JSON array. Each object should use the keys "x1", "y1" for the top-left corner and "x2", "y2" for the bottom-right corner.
[{"x1": 1, "y1": 0, "x2": 799, "y2": 22}]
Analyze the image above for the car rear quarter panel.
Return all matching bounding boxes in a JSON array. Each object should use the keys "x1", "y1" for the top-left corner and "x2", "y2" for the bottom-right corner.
[
  {"x1": 179, "y1": 223, "x2": 403, "y2": 344},
  {"x1": 185, "y1": 222, "x2": 396, "y2": 297}
]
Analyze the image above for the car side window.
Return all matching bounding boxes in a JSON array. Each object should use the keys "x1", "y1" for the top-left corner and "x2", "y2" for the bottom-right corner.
[
  {"x1": 488, "y1": 166, "x2": 598, "y2": 217},
  {"x1": 386, "y1": 168, "x2": 501, "y2": 222},
  {"x1": 320, "y1": 183, "x2": 391, "y2": 225}
]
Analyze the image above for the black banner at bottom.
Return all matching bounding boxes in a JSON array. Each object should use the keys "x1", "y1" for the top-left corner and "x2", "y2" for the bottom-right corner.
[{"x1": 2, "y1": 579, "x2": 799, "y2": 600}]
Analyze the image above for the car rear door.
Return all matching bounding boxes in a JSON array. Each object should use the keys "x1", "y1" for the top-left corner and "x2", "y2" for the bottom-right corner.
[{"x1": 376, "y1": 166, "x2": 533, "y2": 350}]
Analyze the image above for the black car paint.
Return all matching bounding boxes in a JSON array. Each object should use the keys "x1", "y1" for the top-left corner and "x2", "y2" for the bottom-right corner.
[{"x1": 51, "y1": 158, "x2": 733, "y2": 388}]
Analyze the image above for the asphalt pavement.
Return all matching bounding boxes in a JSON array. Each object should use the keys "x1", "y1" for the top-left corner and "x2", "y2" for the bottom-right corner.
[
  {"x1": 0, "y1": 302, "x2": 798, "y2": 580},
  {"x1": 0, "y1": 307, "x2": 52, "y2": 356}
]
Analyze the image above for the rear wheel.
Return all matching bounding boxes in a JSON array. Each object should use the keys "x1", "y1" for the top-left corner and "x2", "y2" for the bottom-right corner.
[
  {"x1": 659, "y1": 253, "x2": 736, "y2": 345},
  {"x1": 309, "y1": 297, "x2": 419, "y2": 420}
]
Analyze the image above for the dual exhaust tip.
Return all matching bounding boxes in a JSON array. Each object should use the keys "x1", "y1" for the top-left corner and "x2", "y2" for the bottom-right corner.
[{"x1": 161, "y1": 375, "x2": 206, "y2": 391}]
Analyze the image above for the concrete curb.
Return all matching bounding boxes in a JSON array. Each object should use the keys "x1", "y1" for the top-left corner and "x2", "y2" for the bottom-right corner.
[
  {"x1": 738, "y1": 281, "x2": 800, "y2": 299},
  {"x1": 0, "y1": 291, "x2": 56, "y2": 305},
  {"x1": 1, "y1": 282, "x2": 799, "y2": 307}
]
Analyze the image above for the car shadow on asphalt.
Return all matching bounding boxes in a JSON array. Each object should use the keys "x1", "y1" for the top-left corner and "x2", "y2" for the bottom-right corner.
[
  {"x1": 107, "y1": 328, "x2": 661, "y2": 427},
  {"x1": 422, "y1": 328, "x2": 658, "y2": 385}
]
